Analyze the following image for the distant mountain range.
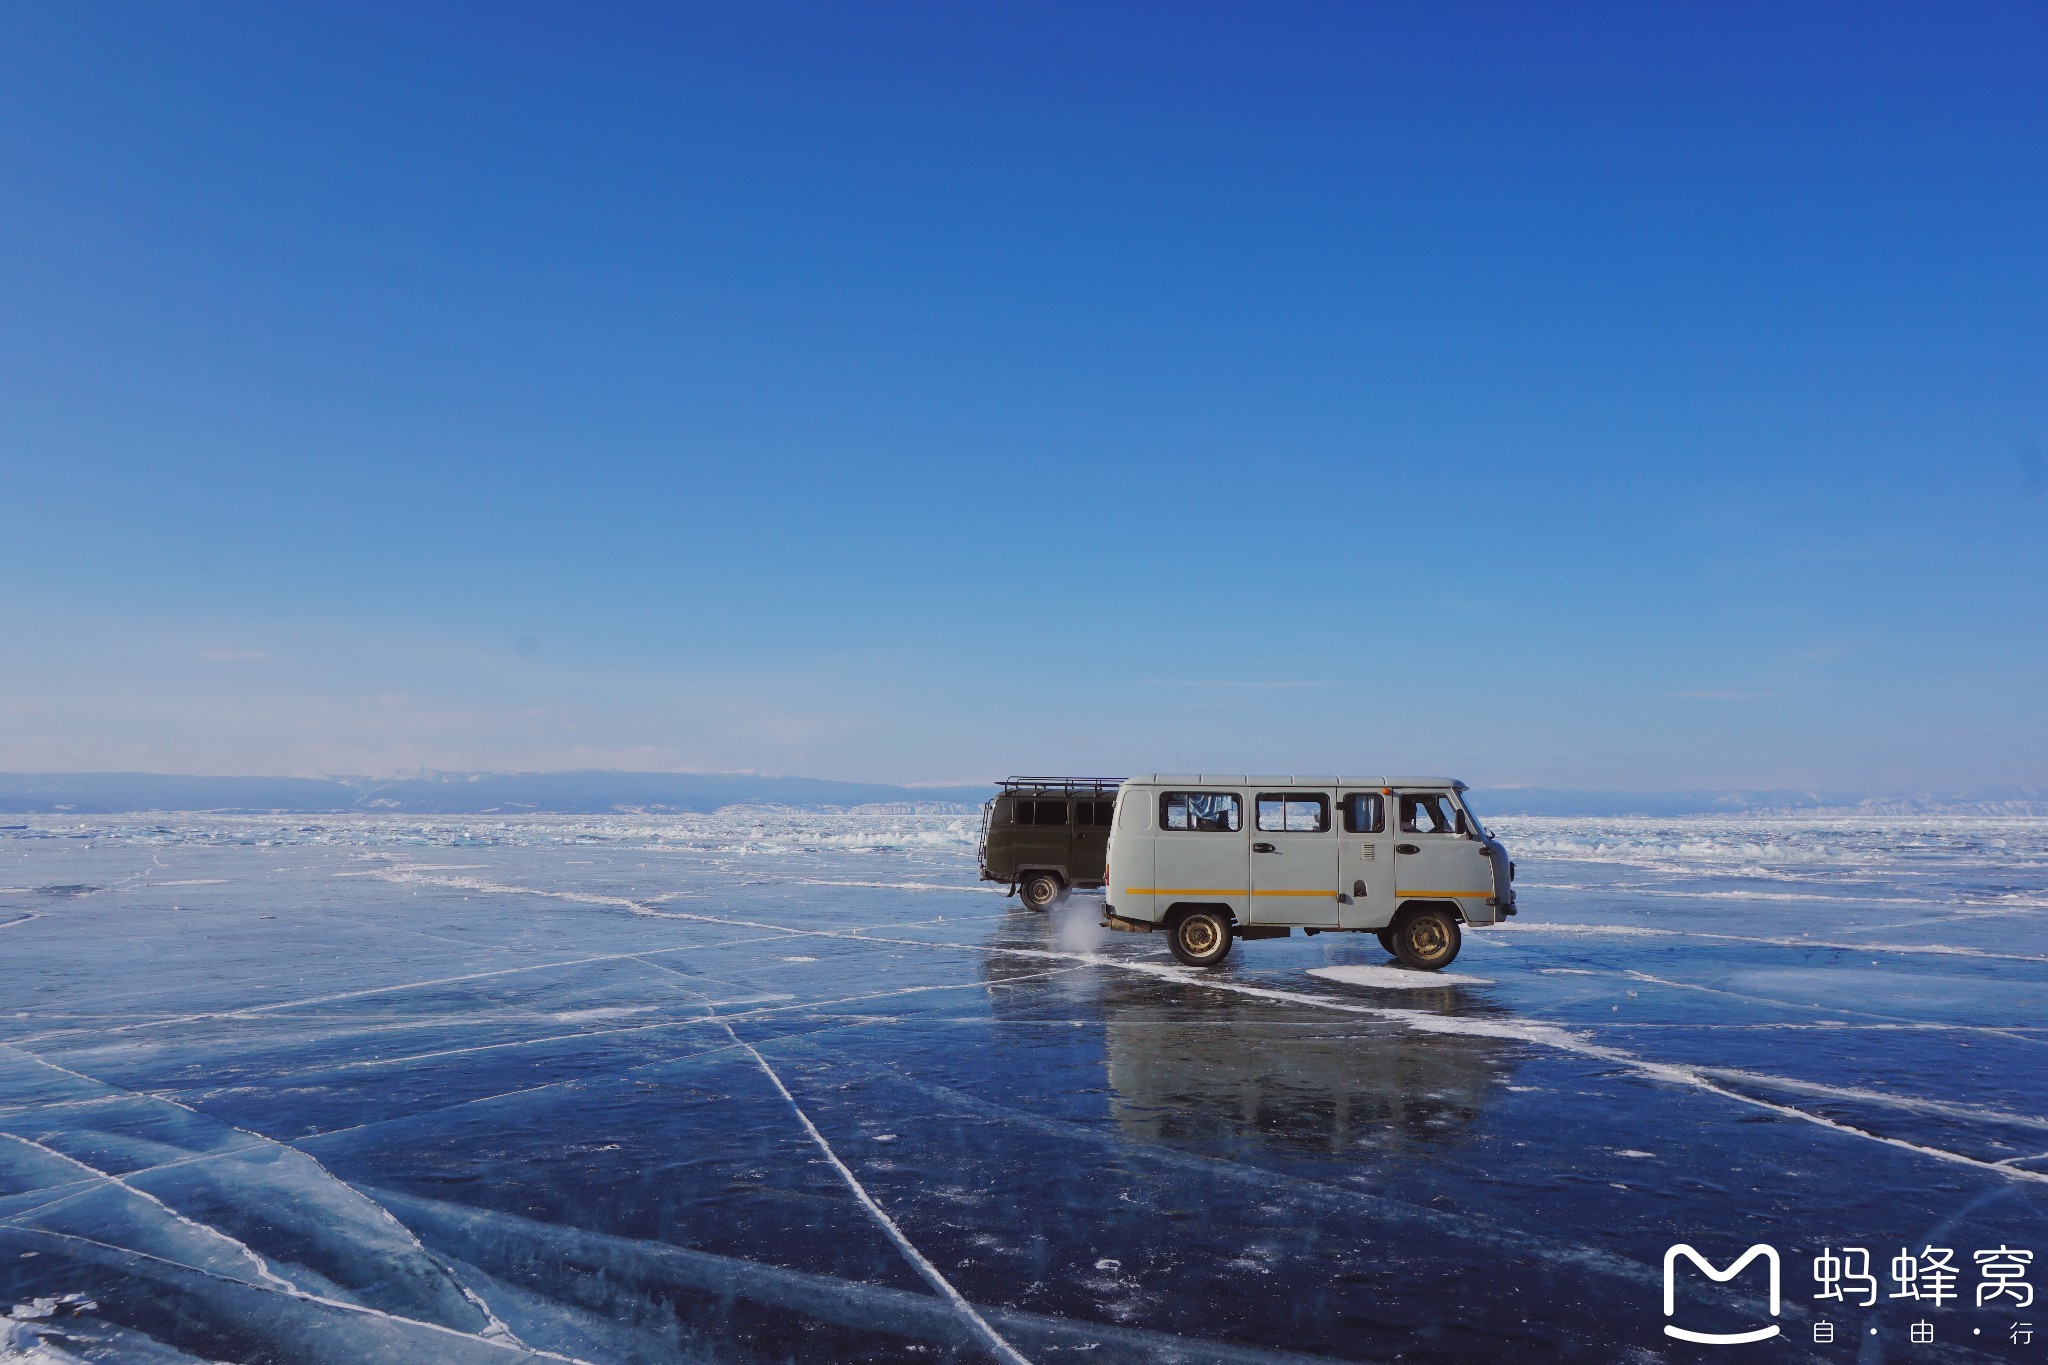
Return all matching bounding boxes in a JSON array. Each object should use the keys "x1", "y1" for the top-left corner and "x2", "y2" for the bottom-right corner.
[
  {"x1": 1474, "y1": 787, "x2": 2048, "y2": 817},
  {"x1": 0, "y1": 770, "x2": 994, "y2": 815},
  {"x1": 1, "y1": 771, "x2": 2042, "y2": 818}
]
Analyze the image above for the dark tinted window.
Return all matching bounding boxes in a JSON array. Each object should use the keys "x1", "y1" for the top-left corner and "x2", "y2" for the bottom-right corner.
[
  {"x1": 1076, "y1": 800, "x2": 1114, "y2": 827},
  {"x1": 1255, "y1": 794, "x2": 1330, "y2": 832},
  {"x1": 1161, "y1": 791, "x2": 1242, "y2": 832},
  {"x1": 1342, "y1": 793, "x2": 1385, "y2": 834},
  {"x1": 1016, "y1": 799, "x2": 1069, "y2": 826}
]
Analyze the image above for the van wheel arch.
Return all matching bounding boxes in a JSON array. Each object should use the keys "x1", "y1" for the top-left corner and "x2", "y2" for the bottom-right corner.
[
  {"x1": 1164, "y1": 901, "x2": 1238, "y2": 926},
  {"x1": 1394, "y1": 897, "x2": 1467, "y2": 924}
]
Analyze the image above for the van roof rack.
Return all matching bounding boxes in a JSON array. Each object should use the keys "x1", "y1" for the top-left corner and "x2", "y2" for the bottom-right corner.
[{"x1": 996, "y1": 776, "x2": 1122, "y2": 794}]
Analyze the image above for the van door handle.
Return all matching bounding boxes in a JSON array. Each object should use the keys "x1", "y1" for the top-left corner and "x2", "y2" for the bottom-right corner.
[
  {"x1": 1252, "y1": 842, "x2": 1276, "y2": 853},
  {"x1": 1395, "y1": 843, "x2": 1420, "y2": 855}
]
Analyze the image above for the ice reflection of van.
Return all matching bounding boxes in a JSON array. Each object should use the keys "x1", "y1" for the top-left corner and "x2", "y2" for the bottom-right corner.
[
  {"x1": 1102, "y1": 776, "x2": 1515, "y2": 970},
  {"x1": 1101, "y1": 991, "x2": 1500, "y2": 1158}
]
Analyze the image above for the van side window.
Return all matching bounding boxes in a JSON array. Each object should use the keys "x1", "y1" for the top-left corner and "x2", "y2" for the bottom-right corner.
[
  {"x1": 1397, "y1": 792, "x2": 1465, "y2": 835},
  {"x1": 1161, "y1": 791, "x2": 1242, "y2": 832},
  {"x1": 1076, "y1": 800, "x2": 1114, "y2": 827},
  {"x1": 1342, "y1": 793, "x2": 1385, "y2": 834},
  {"x1": 1255, "y1": 794, "x2": 1329, "y2": 832},
  {"x1": 1016, "y1": 799, "x2": 1070, "y2": 826}
]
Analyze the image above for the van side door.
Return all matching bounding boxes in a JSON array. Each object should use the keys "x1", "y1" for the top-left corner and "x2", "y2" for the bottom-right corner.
[
  {"x1": 1155, "y1": 789, "x2": 1249, "y2": 924},
  {"x1": 1247, "y1": 791, "x2": 1338, "y2": 926},
  {"x1": 1391, "y1": 789, "x2": 1494, "y2": 917},
  {"x1": 1071, "y1": 798, "x2": 1112, "y2": 887},
  {"x1": 1336, "y1": 791, "x2": 1397, "y2": 929}
]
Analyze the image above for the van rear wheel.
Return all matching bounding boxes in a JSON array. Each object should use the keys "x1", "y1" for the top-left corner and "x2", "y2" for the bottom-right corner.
[
  {"x1": 1391, "y1": 907, "x2": 1461, "y2": 970},
  {"x1": 1019, "y1": 872, "x2": 1063, "y2": 911},
  {"x1": 1169, "y1": 908, "x2": 1233, "y2": 968},
  {"x1": 1374, "y1": 929, "x2": 1395, "y2": 955}
]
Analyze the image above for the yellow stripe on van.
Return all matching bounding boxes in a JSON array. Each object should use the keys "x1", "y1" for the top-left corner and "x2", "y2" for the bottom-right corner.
[
  {"x1": 1123, "y1": 888, "x2": 1336, "y2": 897},
  {"x1": 1127, "y1": 887, "x2": 1489, "y2": 898}
]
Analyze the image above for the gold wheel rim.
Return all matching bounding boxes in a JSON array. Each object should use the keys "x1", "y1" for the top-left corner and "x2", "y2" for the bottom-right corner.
[
  {"x1": 1409, "y1": 918, "x2": 1447, "y2": 957},
  {"x1": 1182, "y1": 917, "x2": 1220, "y2": 955}
]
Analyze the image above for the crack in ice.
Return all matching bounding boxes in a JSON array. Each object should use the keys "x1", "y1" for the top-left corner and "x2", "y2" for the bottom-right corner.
[
  {"x1": 0, "y1": 1045, "x2": 529, "y2": 1346},
  {"x1": 11, "y1": 1226, "x2": 597, "y2": 1363},
  {"x1": 0, "y1": 1132, "x2": 302, "y2": 1294},
  {"x1": 728, "y1": 1032, "x2": 1034, "y2": 1365}
]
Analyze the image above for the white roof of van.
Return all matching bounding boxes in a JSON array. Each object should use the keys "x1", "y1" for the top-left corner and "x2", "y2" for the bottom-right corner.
[{"x1": 1130, "y1": 775, "x2": 1466, "y2": 789}]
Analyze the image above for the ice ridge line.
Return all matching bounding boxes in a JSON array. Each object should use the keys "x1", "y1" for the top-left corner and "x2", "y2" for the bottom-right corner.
[
  {"x1": 1, "y1": 1139, "x2": 269, "y2": 1226},
  {"x1": 1694, "y1": 1066, "x2": 2048, "y2": 1131},
  {"x1": 1598, "y1": 966, "x2": 2048, "y2": 1045},
  {"x1": 293, "y1": 1014, "x2": 897, "y2": 1144},
  {"x1": 331, "y1": 970, "x2": 1075, "y2": 1071},
  {"x1": 1, "y1": 1045, "x2": 528, "y2": 1346},
  {"x1": 0, "y1": 1131, "x2": 302, "y2": 1294},
  {"x1": 11, "y1": 1225, "x2": 597, "y2": 1364},
  {"x1": 9, "y1": 945, "x2": 710, "y2": 1044},
  {"x1": 635, "y1": 963, "x2": 1036, "y2": 1365},
  {"x1": 732, "y1": 1033, "x2": 1034, "y2": 1365},
  {"x1": 1492, "y1": 920, "x2": 2048, "y2": 964}
]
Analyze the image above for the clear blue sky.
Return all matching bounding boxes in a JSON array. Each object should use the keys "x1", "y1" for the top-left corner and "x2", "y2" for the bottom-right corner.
[{"x1": 2, "y1": 2, "x2": 2044, "y2": 792}]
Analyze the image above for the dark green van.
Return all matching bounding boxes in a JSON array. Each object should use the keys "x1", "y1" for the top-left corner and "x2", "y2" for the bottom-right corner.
[{"x1": 978, "y1": 777, "x2": 1120, "y2": 910}]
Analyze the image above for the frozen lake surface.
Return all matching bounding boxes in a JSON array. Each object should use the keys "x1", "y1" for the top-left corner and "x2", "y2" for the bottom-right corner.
[{"x1": 3, "y1": 811, "x2": 2046, "y2": 1362}]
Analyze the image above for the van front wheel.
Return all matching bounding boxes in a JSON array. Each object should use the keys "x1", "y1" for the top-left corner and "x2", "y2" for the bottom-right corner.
[
  {"x1": 1391, "y1": 907, "x2": 1461, "y2": 970},
  {"x1": 1020, "y1": 873, "x2": 1063, "y2": 911},
  {"x1": 1169, "y1": 908, "x2": 1233, "y2": 968}
]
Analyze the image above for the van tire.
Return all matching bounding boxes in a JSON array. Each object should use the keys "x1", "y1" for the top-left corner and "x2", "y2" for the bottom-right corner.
[
  {"x1": 1391, "y1": 906, "x2": 1461, "y2": 970},
  {"x1": 1168, "y1": 907, "x2": 1233, "y2": 968},
  {"x1": 1020, "y1": 872, "x2": 1064, "y2": 911},
  {"x1": 1374, "y1": 930, "x2": 1395, "y2": 955}
]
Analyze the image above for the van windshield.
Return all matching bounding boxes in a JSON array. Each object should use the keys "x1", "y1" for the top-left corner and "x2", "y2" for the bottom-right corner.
[{"x1": 1457, "y1": 796, "x2": 1491, "y2": 840}]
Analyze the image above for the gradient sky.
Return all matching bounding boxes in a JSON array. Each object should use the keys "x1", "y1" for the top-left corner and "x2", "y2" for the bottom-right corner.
[{"x1": 2, "y1": 2, "x2": 2045, "y2": 791}]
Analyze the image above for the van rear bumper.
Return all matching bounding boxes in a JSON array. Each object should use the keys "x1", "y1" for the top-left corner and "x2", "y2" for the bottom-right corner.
[{"x1": 1101, "y1": 908, "x2": 1155, "y2": 933}]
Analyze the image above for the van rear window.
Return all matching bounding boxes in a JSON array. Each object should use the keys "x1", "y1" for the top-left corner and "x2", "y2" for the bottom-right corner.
[
  {"x1": 1076, "y1": 800, "x2": 1114, "y2": 827},
  {"x1": 1161, "y1": 792, "x2": 1242, "y2": 832}
]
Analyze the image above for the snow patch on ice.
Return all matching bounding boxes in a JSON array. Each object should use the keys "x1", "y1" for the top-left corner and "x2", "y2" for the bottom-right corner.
[{"x1": 1307, "y1": 965, "x2": 1494, "y2": 990}]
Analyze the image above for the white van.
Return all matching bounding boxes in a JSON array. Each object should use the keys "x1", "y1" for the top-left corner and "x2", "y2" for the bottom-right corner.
[{"x1": 1101, "y1": 776, "x2": 1515, "y2": 970}]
